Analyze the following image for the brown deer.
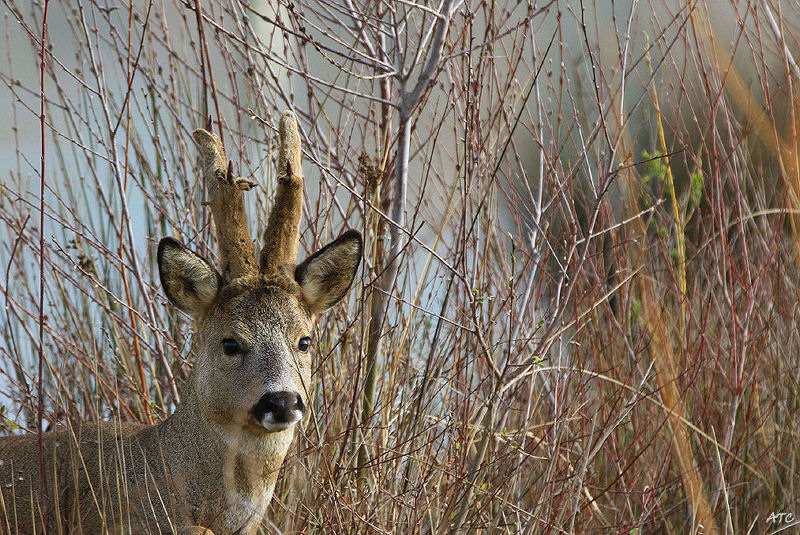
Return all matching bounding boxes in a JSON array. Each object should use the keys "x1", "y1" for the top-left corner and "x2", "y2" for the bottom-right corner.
[{"x1": 0, "y1": 111, "x2": 362, "y2": 534}]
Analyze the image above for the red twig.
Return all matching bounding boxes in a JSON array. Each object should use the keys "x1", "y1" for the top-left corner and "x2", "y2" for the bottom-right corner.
[{"x1": 37, "y1": 0, "x2": 51, "y2": 527}]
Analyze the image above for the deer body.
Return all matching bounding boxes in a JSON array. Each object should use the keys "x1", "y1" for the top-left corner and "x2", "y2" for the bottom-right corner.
[
  {"x1": 0, "y1": 112, "x2": 362, "y2": 534},
  {"x1": 0, "y1": 403, "x2": 288, "y2": 533}
]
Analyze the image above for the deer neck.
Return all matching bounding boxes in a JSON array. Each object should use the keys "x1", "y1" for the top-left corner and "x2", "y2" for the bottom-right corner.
[
  {"x1": 159, "y1": 380, "x2": 296, "y2": 486},
  {"x1": 143, "y1": 383, "x2": 294, "y2": 530}
]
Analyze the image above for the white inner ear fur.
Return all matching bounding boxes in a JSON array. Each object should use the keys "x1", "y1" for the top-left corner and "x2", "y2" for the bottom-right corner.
[
  {"x1": 300, "y1": 240, "x2": 360, "y2": 311},
  {"x1": 163, "y1": 248, "x2": 218, "y2": 308}
]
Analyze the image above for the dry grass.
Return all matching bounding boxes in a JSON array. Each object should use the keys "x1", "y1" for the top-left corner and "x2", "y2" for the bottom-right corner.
[{"x1": 1, "y1": 0, "x2": 799, "y2": 533}]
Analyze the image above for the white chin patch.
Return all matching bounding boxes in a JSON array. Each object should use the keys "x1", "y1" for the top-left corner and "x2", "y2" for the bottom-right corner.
[{"x1": 260, "y1": 411, "x2": 303, "y2": 432}]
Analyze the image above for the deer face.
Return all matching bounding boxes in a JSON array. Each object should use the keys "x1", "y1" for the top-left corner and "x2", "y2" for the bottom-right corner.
[
  {"x1": 157, "y1": 232, "x2": 362, "y2": 435},
  {"x1": 203, "y1": 281, "x2": 314, "y2": 433},
  {"x1": 156, "y1": 111, "x2": 361, "y2": 436}
]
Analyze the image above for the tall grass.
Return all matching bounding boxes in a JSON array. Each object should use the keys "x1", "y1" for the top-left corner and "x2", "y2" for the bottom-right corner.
[{"x1": 1, "y1": 0, "x2": 798, "y2": 532}]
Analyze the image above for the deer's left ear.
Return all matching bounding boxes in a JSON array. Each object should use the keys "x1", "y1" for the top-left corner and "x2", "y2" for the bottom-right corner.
[
  {"x1": 295, "y1": 230, "x2": 362, "y2": 314},
  {"x1": 158, "y1": 237, "x2": 221, "y2": 316}
]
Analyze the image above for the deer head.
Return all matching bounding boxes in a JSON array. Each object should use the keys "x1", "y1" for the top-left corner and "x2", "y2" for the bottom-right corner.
[{"x1": 157, "y1": 112, "x2": 361, "y2": 438}]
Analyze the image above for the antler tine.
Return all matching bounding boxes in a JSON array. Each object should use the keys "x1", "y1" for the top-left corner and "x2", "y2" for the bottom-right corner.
[
  {"x1": 193, "y1": 129, "x2": 258, "y2": 280},
  {"x1": 259, "y1": 111, "x2": 304, "y2": 273}
]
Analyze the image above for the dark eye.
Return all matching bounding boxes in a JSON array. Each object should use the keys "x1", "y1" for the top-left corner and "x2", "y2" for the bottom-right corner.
[
  {"x1": 298, "y1": 336, "x2": 311, "y2": 353},
  {"x1": 222, "y1": 338, "x2": 241, "y2": 355}
]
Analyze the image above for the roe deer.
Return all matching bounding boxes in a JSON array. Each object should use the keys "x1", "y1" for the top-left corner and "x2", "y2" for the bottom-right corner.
[{"x1": 0, "y1": 111, "x2": 362, "y2": 534}]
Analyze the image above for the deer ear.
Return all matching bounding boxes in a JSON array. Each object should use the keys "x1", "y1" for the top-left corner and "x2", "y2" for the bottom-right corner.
[
  {"x1": 158, "y1": 237, "x2": 220, "y2": 316},
  {"x1": 295, "y1": 230, "x2": 362, "y2": 314}
]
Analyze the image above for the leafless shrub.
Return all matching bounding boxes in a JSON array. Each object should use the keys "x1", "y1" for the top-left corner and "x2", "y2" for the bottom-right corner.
[{"x1": 1, "y1": 0, "x2": 798, "y2": 532}]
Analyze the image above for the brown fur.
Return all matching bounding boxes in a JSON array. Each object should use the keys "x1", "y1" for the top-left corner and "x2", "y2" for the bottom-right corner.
[
  {"x1": 0, "y1": 112, "x2": 362, "y2": 534},
  {"x1": 194, "y1": 129, "x2": 257, "y2": 281},
  {"x1": 259, "y1": 112, "x2": 305, "y2": 273}
]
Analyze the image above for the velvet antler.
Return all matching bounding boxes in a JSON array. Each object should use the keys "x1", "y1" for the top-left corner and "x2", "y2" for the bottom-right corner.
[
  {"x1": 259, "y1": 111, "x2": 304, "y2": 273},
  {"x1": 193, "y1": 129, "x2": 258, "y2": 280}
]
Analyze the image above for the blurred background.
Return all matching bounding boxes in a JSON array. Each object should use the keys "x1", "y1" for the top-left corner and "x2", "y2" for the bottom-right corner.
[{"x1": 1, "y1": 0, "x2": 799, "y2": 532}]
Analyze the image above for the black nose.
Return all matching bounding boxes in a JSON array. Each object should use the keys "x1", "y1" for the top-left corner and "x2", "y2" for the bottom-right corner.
[{"x1": 252, "y1": 391, "x2": 305, "y2": 425}]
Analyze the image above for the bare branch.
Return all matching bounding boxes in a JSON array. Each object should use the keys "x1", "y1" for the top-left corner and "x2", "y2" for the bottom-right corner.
[{"x1": 404, "y1": 0, "x2": 456, "y2": 110}]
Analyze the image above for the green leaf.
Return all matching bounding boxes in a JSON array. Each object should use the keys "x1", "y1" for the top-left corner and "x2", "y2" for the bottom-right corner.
[{"x1": 691, "y1": 169, "x2": 704, "y2": 206}]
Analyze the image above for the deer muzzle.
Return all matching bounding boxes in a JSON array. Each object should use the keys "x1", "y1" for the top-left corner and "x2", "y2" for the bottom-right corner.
[{"x1": 251, "y1": 391, "x2": 305, "y2": 432}]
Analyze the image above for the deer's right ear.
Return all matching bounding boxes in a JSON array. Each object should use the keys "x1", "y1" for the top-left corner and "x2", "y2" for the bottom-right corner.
[{"x1": 158, "y1": 237, "x2": 220, "y2": 316}]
